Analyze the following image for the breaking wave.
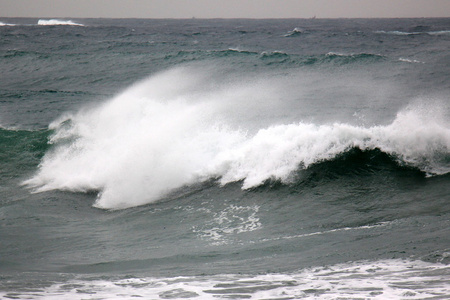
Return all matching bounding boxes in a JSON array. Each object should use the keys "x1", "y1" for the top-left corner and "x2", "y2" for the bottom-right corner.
[
  {"x1": 375, "y1": 30, "x2": 450, "y2": 36},
  {"x1": 284, "y1": 27, "x2": 305, "y2": 37},
  {"x1": 24, "y1": 67, "x2": 450, "y2": 209},
  {"x1": 0, "y1": 21, "x2": 16, "y2": 26},
  {"x1": 37, "y1": 19, "x2": 85, "y2": 26}
]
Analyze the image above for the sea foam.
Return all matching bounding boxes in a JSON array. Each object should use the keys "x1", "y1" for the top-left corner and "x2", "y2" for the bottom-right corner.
[
  {"x1": 24, "y1": 67, "x2": 450, "y2": 209},
  {"x1": 0, "y1": 21, "x2": 16, "y2": 26},
  {"x1": 37, "y1": 19, "x2": 84, "y2": 26},
  {"x1": 1, "y1": 259, "x2": 448, "y2": 299}
]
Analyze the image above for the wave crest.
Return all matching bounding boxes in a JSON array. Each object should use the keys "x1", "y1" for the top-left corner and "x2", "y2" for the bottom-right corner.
[
  {"x1": 375, "y1": 30, "x2": 450, "y2": 36},
  {"x1": 0, "y1": 21, "x2": 16, "y2": 26},
  {"x1": 37, "y1": 19, "x2": 85, "y2": 26},
  {"x1": 24, "y1": 68, "x2": 450, "y2": 209},
  {"x1": 284, "y1": 27, "x2": 305, "y2": 37},
  {"x1": 213, "y1": 108, "x2": 450, "y2": 189}
]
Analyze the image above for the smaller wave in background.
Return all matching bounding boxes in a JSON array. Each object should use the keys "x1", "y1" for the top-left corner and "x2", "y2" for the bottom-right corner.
[
  {"x1": 398, "y1": 57, "x2": 425, "y2": 64},
  {"x1": 0, "y1": 21, "x2": 16, "y2": 26},
  {"x1": 0, "y1": 19, "x2": 85, "y2": 26},
  {"x1": 164, "y1": 49, "x2": 386, "y2": 67},
  {"x1": 375, "y1": 30, "x2": 450, "y2": 36},
  {"x1": 323, "y1": 52, "x2": 385, "y2": 63},
  {"x1": 261, "y1": 51, "x2": 385, "y2": 66},
  {"x1": 37, "y1": 19, "x2": 85, "y2": 26},
  {"x1": 427, "y1": 30, "x2": 450, "y2": 35},
  {"x1": 284, "y1": 27, "x2": 305, "y2": 37}
]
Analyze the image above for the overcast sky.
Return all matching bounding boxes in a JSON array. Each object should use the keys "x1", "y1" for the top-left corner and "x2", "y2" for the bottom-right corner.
[{"x1": 0, "y1": 0, "x2": 449, "y2": 18}]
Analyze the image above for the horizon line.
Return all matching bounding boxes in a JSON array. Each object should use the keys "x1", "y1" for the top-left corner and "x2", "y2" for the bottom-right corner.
[{"x1": 2, "y1": 16, "x2": 449, "y2": 20}]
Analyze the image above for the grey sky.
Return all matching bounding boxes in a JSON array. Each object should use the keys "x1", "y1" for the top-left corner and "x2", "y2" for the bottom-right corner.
[{"x1": 0, "y1": 0, "x2": 449, "y2": 18}]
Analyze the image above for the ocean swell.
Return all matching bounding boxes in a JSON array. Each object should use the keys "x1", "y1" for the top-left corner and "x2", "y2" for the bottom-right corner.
[{"x1": 24, "y1": 68, "x2": 450, "y2": 209}]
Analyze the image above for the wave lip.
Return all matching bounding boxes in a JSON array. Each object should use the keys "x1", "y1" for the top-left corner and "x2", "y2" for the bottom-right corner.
[
  {"x1": 375, "y1": 30, "x2": 420, "y2": 36},
  {"x1": 37, "y1": 19, "x2": 85, "y2": 26}
]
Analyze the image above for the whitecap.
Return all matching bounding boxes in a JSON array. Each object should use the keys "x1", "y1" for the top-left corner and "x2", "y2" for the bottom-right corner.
[
  {"x1": 398, "y1": 57, "x2": 425, "y2": 64},
  {"x1": 0, "y1": 21, "x2": 16, "y2": 26},
  {"x1": 37, "y1": 19, "x2": 85, "y2": 26}
]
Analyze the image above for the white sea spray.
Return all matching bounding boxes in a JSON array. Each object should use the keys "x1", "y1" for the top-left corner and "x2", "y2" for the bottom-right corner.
[{"x1": 23, "y1": 67, "x2": 450, "y2": 209}]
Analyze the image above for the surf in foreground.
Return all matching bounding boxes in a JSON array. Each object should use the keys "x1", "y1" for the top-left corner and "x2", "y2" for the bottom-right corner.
[{"x1": 1, "y1": 259, "x2": 449, "y2": 299}]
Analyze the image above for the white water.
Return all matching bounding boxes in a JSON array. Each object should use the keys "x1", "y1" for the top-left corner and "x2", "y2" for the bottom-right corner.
[
  {"x1": 376, "y1": 30, "x2": 450, "y2": 36},
  {"x1": 0, "y1": 20, "x2": 85, "y2": 26},
  {"x1": 1, "y1": 259, "x2": 448, "y2": 299},
  {"x1": 24, "y1": 66, "x2": 450, "y2": 209},
  {"x1": 0, "y1": 21, "x2": 16, "y2": 26},
  {"x1": 37, "y1": 19, "x2": 85, "y2": 26}
]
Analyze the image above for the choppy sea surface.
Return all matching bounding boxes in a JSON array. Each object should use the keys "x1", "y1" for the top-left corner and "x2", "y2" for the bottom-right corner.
[{"x1": 0, "y1": 18, "x2": 449, "y2": 299}]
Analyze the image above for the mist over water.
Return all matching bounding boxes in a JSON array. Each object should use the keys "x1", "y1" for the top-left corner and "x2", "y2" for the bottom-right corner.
[{"x1": 23, "y1": 65, "x2": 450, "y2": 209}]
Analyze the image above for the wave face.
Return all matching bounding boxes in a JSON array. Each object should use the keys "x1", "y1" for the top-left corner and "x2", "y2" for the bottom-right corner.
[
  {"x1": 37, "y1": 19, "x2": 84, "y2": 26},
  {"x1": 24, "y1": 66, "x2": 450, "y2": 210},
  {"x1": 0, "y1": 127, "x2": 49, "y2": 183}
]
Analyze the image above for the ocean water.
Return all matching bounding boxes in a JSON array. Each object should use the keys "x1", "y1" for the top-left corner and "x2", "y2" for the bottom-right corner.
[{"x1": 0, "y1": 17, "x2": 449, "y2": 299}]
